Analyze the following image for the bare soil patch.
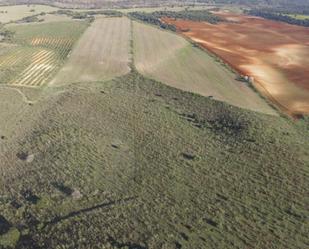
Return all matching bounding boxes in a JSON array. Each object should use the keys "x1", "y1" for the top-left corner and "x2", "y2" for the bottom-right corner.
[{"x1": 163, "y1": 13, "x2": 309, "y2": 116}]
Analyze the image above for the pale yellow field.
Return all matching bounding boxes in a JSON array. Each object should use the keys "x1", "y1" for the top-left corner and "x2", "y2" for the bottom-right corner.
[
  {"x1": 6, "y1": 14, "x2": 74, "y2": 25},
  {"x1": 50, "y1": 17, "x2": 131, "y2": 86},
  {"x1": 120, "y1": 5, "x2": 213, "y2": 13},
  {"x1": 133, "y1": 21, "x2": 276, "y2": 115},
  {"x1": 0, "y1": 5, "x2": 58, "y2": 23},
  {"x1": 40, "y1": 13, "x2": 74, "y2": 23},
  {"x1": 65, "y1": 5, "x2": 213, "y2": 13}
]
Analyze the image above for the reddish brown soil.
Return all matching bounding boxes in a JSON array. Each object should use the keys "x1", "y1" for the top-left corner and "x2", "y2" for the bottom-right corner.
[{"x1": 162, "y1": 13, "x2": 309, "y2": 116}]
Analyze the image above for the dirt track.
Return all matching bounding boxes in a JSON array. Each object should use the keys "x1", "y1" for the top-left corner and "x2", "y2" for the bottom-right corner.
[{"x1": 163, "y1": 13, "x2": 309, "y2": 116}]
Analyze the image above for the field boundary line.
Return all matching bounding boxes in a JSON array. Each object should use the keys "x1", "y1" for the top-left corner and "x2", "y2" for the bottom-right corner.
[{"x1": 0, "y1": 85, "x2": 37, "y2": 104}]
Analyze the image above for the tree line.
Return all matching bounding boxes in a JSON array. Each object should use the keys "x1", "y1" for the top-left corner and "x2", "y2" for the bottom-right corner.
[
  {"x1": 128, "y1": 12, "x2": 177, "y2": 31},
  {"x1": 153, "y1": 10, "x2": 224, "y2": 24},
  {"x1": 129, "y1": 10, "x2": 224, "y2": 32},
  {"x1": 248, "y1": 9, "x2": 309, "y2": 27}
]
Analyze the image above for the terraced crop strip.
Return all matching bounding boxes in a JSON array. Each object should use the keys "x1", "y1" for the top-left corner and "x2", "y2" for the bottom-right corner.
[
  {"x1": 10, "y1": 49, "x2": 58, "y2": 86},
  {"x1": 0, "y1": 21, "x2": 88, "y2": 87},
  {"x1": 0, "y1": 46, "x2": 39, "y2": 84}
]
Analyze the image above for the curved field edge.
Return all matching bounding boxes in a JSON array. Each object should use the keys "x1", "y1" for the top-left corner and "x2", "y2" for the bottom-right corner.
[
  {"x1": 163, "y1": 15, "x2": 309, "y2": 117},
  {"x1": 0, "y1": 72, "x2": 308, "y2": 248},
  {"x1": 133, "y1": 21, "x2": 277, "y2": 116}
]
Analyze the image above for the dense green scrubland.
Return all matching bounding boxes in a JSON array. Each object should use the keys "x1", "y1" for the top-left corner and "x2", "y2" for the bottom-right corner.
[{"x1": 0, "y1": 72, "x2": 308, "y2": 248}]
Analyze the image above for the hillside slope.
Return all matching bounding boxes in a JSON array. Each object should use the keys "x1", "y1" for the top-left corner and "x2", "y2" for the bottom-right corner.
[{"x1": 0, "y1": 72, "x2": 308, "y2": 248}]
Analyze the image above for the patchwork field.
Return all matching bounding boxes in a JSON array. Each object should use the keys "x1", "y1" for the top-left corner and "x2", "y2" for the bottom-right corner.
[
  {"x1": 50, "y1": 17, "x2": 131, "y2": 86},
  {"x1": 0, "y1": 21, "x2": 88, "y2": 87},
  {"x1": 163, "y1": 13, "x2": 309, "y2": 117},
  {"x1": 133, "y1": 21, "x2": 276, "y2": 115},
  {"x1": 0, "y1": 4, "x2": 58, "y2": 23}
]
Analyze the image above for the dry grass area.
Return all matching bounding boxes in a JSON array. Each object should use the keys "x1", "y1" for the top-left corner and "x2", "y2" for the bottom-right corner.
[
  {"x1": 163, "y1": 13, "x2": 309, "y2": 117},
  {"x1": 133, "y1": 21, "x2": 276, "y2": 115},
  {"x1": 39, "y1": 13, "x2": 74, "y2": 23},
  {"x1": 6, "y1": 13, "x2": 74, "y2": 25},
  {"x1": 121, "y1": 5, "x2": 213, "y2": 13},
  {"x1": 50, "y1": 17, "x2": 131, "y2": 86},
  {"x1": 0, "y1": 5, "x2": 58, "y2": 23}
]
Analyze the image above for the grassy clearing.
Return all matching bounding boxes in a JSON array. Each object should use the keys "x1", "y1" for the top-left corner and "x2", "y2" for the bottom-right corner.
[
  {"x1": 39, "y1": 13, "x2": 73, "y2": 23},
  {"x1": 0, "y1": 72, "x2": 308, "y2": 248},
  {"x1": 0, "y1": 5, "x2": 58, "y2": 23},
  {"x1": 286, "y1": 14, "x2": 309, "y2": 20},
  {"x1": 133, "y1": 21, "x2": 276, "y2": 115},
  {"x1": 6, "y1": 13, "x2": 75, "y2": 24},
  {"x1": 218, "y1": 5, "x2": 245, "y2": 14},
  {"x1": 50, "y1": 17, "x2": 131, "y2": 86},
  {"x1": 0, "y1": 21, "x2": 88, "y2": 87}
]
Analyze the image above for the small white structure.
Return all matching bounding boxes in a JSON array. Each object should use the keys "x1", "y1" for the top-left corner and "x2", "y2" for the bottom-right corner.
[{"x1": 249, "y1": 76, "x2": 255, "y2": 84}]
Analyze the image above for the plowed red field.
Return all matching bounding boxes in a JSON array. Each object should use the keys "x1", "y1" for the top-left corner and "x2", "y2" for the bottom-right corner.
[{"x1": 162, "y1": 13, "x2": 309, "y2": 117}]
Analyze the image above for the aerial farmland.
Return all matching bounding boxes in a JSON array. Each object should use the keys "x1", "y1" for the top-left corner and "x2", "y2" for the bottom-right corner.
[
  {"x1": 1, "y1": 21, "x2": 88, "y2": 86},
  {"x1": 0, "y1": 1, "x2": 308, "y2": 249},
  {"x1": 163, "y1": 12, "x2": 309, "y2": 117},
  {"x1": 133, "y1": 21, "x2": 276, "y2": 114},
  {"x1": 51, "y1": 17, "x2": 131, "y2": 85}
]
